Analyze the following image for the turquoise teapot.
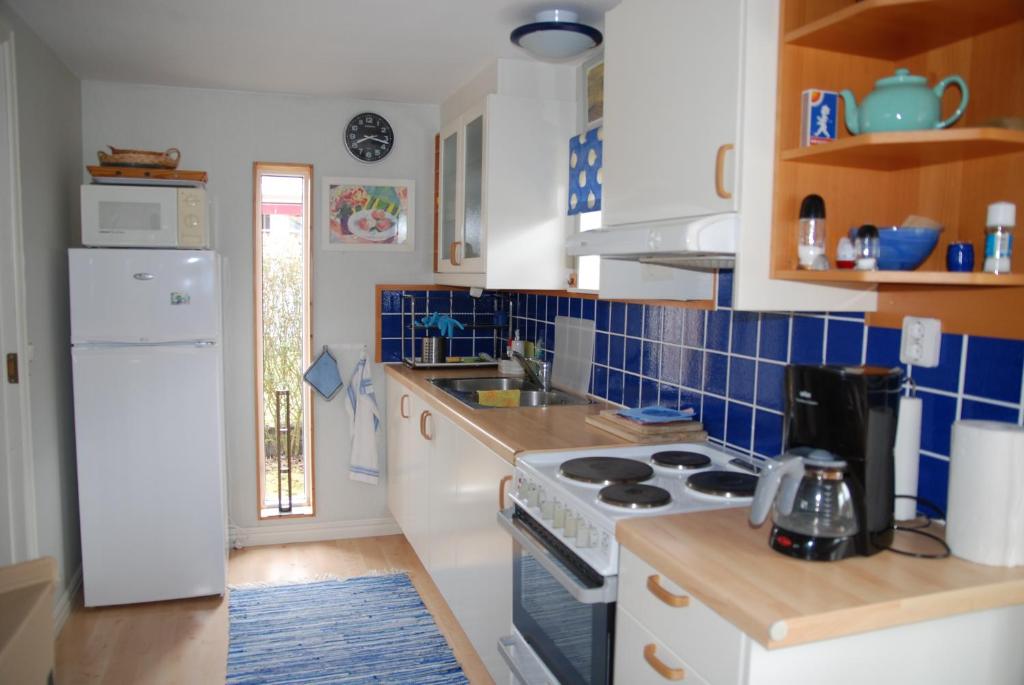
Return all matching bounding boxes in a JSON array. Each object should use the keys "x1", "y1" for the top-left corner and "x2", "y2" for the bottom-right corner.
[{"x1": 841, "y1": 68, "x2": 968, "y2": 134}]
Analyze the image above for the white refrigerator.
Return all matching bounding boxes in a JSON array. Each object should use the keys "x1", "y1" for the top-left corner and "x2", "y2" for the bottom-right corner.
[{"x1": 69, "y1": 248, "x2": 227, "y2": 606}]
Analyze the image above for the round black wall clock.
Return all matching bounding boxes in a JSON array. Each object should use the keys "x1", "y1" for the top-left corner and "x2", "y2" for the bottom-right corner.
[{"x1": 345, "y1": 112, "x2": 394, "y2": 163}]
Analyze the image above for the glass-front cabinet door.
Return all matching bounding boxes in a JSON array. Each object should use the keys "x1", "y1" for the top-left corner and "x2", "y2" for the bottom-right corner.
[{"x1": 437, "y1": 105, "x2": 485, "y2": 274}]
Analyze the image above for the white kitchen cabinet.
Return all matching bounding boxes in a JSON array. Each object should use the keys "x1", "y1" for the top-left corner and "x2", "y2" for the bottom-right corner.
[
  {"x1": 451, "y1": 427, "x2": 513, "y2": 681},
  {"x1": 616, "y1": 547, "x2": 1024, "y2": 685},
  {"x1": 436, "y1": 77, "x2": 576, "y2": 289},
  {"x1": 385, "y1": 376, "x2": 512, "y2": 683},
  {"x1": 596, "y1": 0, "x2": 876, "y2": 311},
  {"x1": 602, "y1": 0, "x2": 742, "y2": 225}
]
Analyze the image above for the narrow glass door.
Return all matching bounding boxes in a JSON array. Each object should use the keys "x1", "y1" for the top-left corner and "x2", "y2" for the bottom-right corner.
[
  {"x1": 462, "y1": 113, "x2": 484, "y2": 264},
  {"x1": 438, "y1": 127, "x2": 459, "y2": 271}
]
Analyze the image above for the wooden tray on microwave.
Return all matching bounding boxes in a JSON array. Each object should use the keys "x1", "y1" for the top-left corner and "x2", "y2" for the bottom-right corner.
[{"x1": 87, "y1": 165, "x2": 208, "y2": 186}]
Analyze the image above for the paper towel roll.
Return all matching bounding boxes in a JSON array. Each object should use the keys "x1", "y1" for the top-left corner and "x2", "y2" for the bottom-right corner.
[
  {"x1": 947, "y1": 420, "x2": 1024, "y2": 567},
  {"x1": 893, "y1": 396, "x2": 922, "y2": 521}
]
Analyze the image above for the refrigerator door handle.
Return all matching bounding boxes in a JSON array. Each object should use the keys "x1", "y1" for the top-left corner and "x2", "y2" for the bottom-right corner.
[{"x1": 132, "y1": 272, "x2": 155, "y2": 281}]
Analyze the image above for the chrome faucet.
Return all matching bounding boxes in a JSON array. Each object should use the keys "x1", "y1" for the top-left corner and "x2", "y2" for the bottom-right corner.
[{"x1": 512, "y1": 351, "x2": 551, "y2": 391}]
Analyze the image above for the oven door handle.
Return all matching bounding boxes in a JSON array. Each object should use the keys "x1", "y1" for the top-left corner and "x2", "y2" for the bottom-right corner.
[{"x1": 497, "y1": 508, "x2": 617, "y2": 604}]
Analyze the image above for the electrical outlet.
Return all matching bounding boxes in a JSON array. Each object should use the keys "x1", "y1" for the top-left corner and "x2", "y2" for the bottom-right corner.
[{"x1": 900, "y1": 316, "x2": 941, "y2": 367}]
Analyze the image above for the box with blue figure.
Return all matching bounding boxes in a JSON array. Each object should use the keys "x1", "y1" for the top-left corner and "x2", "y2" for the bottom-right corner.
[{"x1": 801, "y1": 89, "x2": 838, "y2": 146}]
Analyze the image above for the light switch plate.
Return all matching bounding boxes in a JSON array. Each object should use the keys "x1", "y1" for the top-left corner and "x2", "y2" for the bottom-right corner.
[{"x1": 900, "y1": 316, "x2": 941, "y2": 367}]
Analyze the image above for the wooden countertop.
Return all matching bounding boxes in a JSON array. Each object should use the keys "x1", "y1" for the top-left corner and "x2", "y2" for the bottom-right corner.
[
  {"x1": 384, "y1": 364, "x2": 629, "y2": 464},
  {"x1": 617, "y1": 507, "x2": 1024, "y2": 649}
]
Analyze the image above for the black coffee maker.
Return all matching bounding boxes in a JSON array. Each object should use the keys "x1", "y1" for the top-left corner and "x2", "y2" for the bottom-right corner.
[{"x1": 757, "y1": 364, "x2": 902, "y2": 561}]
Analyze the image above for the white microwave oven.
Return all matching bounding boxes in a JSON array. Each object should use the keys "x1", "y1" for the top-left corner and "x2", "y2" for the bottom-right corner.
[{"x1": 81, "y1": 185, "x2": 209, "y2": 248}]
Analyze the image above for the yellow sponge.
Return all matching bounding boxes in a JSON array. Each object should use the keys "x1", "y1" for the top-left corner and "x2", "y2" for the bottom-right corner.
[{"x1": 476, "y1": 389, "x2": 521, "y2": 407}]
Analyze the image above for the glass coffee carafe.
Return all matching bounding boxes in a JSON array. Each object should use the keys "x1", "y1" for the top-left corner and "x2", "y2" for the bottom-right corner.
[{"x1": 750, "y1": 448, "x2": 860, "y2": 560}]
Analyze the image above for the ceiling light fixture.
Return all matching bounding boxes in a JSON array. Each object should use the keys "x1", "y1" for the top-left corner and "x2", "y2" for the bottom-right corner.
[{"x1": 510, "y1": 9, "x2": 603, "y2": 61}]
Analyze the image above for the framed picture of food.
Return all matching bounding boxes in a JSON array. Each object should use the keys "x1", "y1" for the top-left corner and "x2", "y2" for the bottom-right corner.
[{"x1": 322, "y1": 177, "x2": 415, "y2": 251}]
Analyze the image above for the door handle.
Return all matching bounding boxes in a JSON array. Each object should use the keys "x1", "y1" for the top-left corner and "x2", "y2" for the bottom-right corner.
[
  {"x1": 715, "y1": 143, "x2": 734, "y2": 200},
  {"x1": 400, "y1": 394, "x2": 410, "y2": 419},
  {"x1": 5, "y1": 353, "x2": 17, "y2": 384},
  {"x1": 643, "y1": 644, "x2": 685, "y2": 681},
  {"x1": 498, "y1": 475, "x2": 512, "y2": 511},
  {"x1": 449, "y1": 241, "x2": 463, "y2": 266},
  {"x1": 647, "y1": 574, "x2": 690, "y2": 607},
  {"x1": 419, "y1": 410, "x2": 433, "y2": 440}
]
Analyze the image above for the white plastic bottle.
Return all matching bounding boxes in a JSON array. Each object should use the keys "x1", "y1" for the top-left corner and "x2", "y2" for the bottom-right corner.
[{"x1": 983, "y1": 201, "x2": 1016, "y2": 274}]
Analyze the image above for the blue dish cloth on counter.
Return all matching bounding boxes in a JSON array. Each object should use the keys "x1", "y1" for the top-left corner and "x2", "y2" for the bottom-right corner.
[{"x1": 618, "y1": 405, "x2": 695, "y2": 424}]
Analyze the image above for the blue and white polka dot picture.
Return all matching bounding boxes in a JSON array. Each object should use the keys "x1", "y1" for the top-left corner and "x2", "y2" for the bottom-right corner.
[{"x1": 568, "y1": 126, "x2": 603, "y2": 216}]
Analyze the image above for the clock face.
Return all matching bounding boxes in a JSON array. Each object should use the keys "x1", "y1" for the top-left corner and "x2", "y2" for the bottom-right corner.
[{"x1": 345, "y1": 112, "x2": 394, "y2": 163}]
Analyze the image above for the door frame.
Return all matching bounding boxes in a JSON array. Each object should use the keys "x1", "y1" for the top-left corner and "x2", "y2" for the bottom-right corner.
[{"x1": 0, "y1": 23, "x2": 38, "y2": 564}]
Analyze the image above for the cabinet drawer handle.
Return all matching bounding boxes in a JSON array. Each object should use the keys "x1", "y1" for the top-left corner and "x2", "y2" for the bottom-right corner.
[
  {"x1": 400, "y1": 394, "x2": 410, "y2": 419},
  {"x1": 450, "y1": 241, "x2": 463, "y2": 266},
  {"x1": 419, "y1": 410, "x2": 433, "y2": 440},
  {"x1": 498, "y1": 475, "x2": 512, "y2": 510},
  {"x1": 714, "y1": 143, "x2": 733, "y2": 200},
  {"x1": 643, "y1": 643, "x2": 685, "y2": 681},
  {"x1": 647, "y1": 574, "x2": 690, "y2": 607}
]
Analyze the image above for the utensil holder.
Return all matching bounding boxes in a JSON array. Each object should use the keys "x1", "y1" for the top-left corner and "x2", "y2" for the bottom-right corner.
[{"x1": 422, "y1": 336, "x2": 447, "y2": 364}]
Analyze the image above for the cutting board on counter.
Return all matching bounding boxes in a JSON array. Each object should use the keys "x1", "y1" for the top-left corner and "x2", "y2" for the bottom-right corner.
[{"x1": 586, "y1": 411, "x2": 707, "y2": 444}]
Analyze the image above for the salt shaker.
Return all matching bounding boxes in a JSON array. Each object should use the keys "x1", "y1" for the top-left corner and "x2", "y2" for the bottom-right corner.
[
  {"x1": 798, "y1": 194, "x2": 826, "y2": 269},
  {"x1": 854, "y1": 225, "x2": 879, "y2": 271}
]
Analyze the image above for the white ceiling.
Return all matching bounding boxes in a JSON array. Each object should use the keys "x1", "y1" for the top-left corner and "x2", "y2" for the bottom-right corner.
[{"x1": 8, "y1": 0, "x2": 619, "y2": 104}]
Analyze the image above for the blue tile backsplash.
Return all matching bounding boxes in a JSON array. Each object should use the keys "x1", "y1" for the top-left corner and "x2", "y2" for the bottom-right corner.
[{"x1": 379, "y1": 278, "x2": 1024, "y2": 513}]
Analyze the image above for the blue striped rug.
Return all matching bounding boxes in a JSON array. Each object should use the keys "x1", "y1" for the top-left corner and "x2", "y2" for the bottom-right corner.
[{"x1": 227, "y1": 573, "x2": 469, "y2": 684}]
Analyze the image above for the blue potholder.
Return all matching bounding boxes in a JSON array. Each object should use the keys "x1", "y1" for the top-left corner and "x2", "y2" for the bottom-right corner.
[{"x1": 303, "y1": 346, "x2": 343, "y2": 400}]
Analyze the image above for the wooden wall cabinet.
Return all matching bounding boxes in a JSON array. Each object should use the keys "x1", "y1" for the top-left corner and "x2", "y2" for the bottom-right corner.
[{"x1": 770, "y1": 0, "x2": 1024, "y2": 335}]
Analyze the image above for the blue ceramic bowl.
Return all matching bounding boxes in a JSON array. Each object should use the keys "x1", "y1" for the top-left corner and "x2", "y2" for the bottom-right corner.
[
  {"x1": 878, "y1": 226, "x2": 942, "y2": 270},
  {"x1": 849, "y1": 226, "x2": 942, "y2": 270}
]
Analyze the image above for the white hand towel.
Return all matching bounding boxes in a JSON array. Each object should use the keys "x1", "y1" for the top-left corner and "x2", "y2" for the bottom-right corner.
[{"x1": 345, "y1": 349, "x2": 381, "y2": 485}]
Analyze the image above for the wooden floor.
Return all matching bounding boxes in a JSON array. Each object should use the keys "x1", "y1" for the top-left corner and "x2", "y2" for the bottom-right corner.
[{"x1": 54, "y1": 535, "x2": 493, "y2": 684}]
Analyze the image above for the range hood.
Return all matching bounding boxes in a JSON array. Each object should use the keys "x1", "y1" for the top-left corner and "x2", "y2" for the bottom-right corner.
[{"x1": 566, "y1": 213, "x2": 738, "y2": 269}]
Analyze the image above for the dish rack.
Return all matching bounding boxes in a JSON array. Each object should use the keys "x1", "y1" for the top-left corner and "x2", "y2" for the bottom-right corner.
[{"x1": 401, "y1": 292, "x2": 511, "y2": 369}]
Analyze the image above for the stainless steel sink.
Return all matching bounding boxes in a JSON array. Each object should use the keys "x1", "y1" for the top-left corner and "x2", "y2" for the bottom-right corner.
[
  {"x1": 429, "y1": 376, "x2": 591, "y2": 409},
  {"x1": 431, "y1": 377, "x2": 531, "y2": 393}
]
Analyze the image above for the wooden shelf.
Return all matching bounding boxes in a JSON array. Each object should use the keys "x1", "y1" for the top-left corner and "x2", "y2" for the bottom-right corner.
[
  {"x1": 775, "y1": 269, "x2": 1024, "y2": 286},
  {"x1": 785, "y1": 0, "x2": 1024, "y2": 59},
  {"x1": 87, "y1": 165, "x2": 208, "y2": 184},
  {"x1": 780, "y1": 128, "x2": 1024, "y2": 170}
]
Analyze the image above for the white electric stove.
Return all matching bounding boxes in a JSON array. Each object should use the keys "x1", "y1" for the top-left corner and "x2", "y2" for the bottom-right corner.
[
  {"x1": 508, "y1": 441, "x2": 761, "y2": 577},
  {"x1": 498, "y1": 440, "x2": 764, "y2": 685}
]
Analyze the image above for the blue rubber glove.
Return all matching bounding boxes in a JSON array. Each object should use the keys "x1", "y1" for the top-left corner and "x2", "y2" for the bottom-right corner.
[{"x1": 436, "y1": 315, "x2": 464, "y2": 338}]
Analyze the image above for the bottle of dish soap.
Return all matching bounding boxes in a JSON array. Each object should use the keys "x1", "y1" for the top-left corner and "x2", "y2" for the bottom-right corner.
[
  {"x1": 984, "y1": 201, "x2": 1016, "y2": 274},
  {"x1": 511, "y1": 329, "x2": 525, "y2": 356}
]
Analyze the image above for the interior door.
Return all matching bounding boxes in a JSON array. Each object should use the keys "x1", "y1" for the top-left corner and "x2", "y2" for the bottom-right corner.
[{"x1": 0, "y1": 34, "x2": 31, "y2": 567}]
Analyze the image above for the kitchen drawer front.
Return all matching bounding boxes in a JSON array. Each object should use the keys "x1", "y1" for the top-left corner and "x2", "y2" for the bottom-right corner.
[
  {"x1": 615, "y1": 606, "x2": 711, "y2": 685},
  {"x1": 620, "y1": 548, "x2": 745, "y2": 685}
]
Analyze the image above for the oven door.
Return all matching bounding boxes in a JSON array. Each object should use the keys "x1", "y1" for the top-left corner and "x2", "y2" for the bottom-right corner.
[
  {"x1": 498, "y1": 507, "x2": 616, "y2": 685},
  {"x1": 81, "y1": 185, "x2": 179, "y2": 247}
]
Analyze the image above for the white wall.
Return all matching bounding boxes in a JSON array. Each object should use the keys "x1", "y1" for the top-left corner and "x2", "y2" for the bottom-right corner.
[
  {"x1": 0, "y1": 1, "x2": 82, "y2": 617},
  {"x1": 81, "y1": 81, "x2": 438, "y2": 536}
]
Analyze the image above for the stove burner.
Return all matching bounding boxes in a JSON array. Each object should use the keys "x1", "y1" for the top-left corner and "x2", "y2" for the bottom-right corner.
[
  {"x1": 686, "y1": 470, "x2": 758, "y2": 498},
  {"x1": 559, "y1": 457, "x2": 654, "y2": 485},
  {"x1": 598, "y1": 483, "x2": 672, "y2": 509},
  {"x1": 651, "y1": 450, "x2": 712, "y2": 470}
]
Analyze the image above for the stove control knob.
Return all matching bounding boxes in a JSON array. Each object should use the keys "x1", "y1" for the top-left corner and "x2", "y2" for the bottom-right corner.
[
  {"x1": 575, "y1": 522, "x2": 591, "y2": 548},
  {"x1": 540, "y1": 499, "x2": 554, "y2": 520},
  {"x1": 563, "y1": 513, "x2": 577, "y2": 538},
  {"x1": 552, "y1": 501, "x2": 565, "y2": 528}
]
